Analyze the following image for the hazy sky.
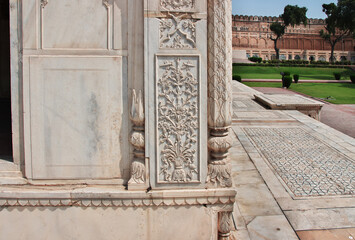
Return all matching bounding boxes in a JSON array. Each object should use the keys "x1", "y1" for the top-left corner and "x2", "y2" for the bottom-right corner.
[{"x1": 232, "y1": 0, "x2": 337, "y2": 19}]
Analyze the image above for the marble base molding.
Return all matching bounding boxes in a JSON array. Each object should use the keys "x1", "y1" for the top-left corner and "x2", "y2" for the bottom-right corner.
[{"x1": 0, "y1": 187, "x2": 235, "y2": 208}]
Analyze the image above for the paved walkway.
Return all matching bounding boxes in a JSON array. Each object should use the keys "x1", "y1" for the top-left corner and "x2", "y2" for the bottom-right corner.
[
  {"x1": 230, "y1": 82, "x2": 355, "y2": 240},
  {"x1": 242, "y1": 79, "x2": 352, "y2": 83},
  {"x1": 253, "y1": 87, "x2": 355, "y2": 138}
]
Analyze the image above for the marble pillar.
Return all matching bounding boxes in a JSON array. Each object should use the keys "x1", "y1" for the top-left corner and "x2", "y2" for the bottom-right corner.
[{"x1": 206, "y1": 0, "x2": 233, "y2": 188}]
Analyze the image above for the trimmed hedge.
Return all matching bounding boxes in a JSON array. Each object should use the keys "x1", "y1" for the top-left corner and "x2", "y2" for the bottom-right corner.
[
  {"x1": 293, "y1": 74, "x2": 299, "y2": 83},
  {"x1": 232, "y1": 75, "x2": 242, "y2": 82},
  {"x1": 283, "y1": 76, "x2": 292, "y2": 88},
  {"x1": 248, "y1": 57, "x2": 262, "y2": 63},
  {"x1": 333, "y1": 72, "x2": 341, "y2": 80},
  {"x1": 350, "y1": 75, "x2": 355, "y2": 84},
  {"x1": 232, "y1": 62, "x2": 351, "y2": 69}
]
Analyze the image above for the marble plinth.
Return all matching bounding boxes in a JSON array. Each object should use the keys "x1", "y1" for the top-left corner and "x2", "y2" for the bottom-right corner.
[{"x1": 255, "y1": 94, "x2": 324, "y2": 120}]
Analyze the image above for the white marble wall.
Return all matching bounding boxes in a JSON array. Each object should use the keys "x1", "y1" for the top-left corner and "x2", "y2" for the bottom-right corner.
[
  {"x1": 20, "y1": 0, "x2": 131, "y2": 180},
  {"x1": 0, "y1": 205, "x2": 215, "y2": 240}
]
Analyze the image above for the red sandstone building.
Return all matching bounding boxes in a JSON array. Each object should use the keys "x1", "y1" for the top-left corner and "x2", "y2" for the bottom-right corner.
[{"x1": 232, "y1": 15, "x2": 355, "y2": 62}]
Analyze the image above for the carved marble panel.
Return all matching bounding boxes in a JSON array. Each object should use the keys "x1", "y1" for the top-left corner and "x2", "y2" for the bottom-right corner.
[
  {"x1": 159, "y1": 14, "x2": 196, "y2": 49},
  {"x1": 156, "y1": 56, "x2": 200, "y2": 183},
  {"x1": 160, "y1": 0, "x2": 195, "y2": 12}
]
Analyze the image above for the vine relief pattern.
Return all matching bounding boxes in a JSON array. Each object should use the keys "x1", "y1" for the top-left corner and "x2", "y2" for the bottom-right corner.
[
  {"x1": 207, "y1": 0, "x2": 233, "y2": 128},
  {"x1": 160, "y1": 14, "x2": 196, "y2": 49},
  {"x1": 160, "y1": 0, "x2": 195, "y2": 12},
  {"x1": 157, "y1": 56, "x2": 200, "y2": 183}
]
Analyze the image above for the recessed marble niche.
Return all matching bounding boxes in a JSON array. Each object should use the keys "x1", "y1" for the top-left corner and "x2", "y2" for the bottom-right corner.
[
  {"x1": 22, "y1": 0, "x2": 127, "y2": 50},
  {"x1": 25, "y1": 56, "x2": 123, "y2": 179},
  {"x1": 21, "y1": 0, "x2": 130, "y2": 180}
]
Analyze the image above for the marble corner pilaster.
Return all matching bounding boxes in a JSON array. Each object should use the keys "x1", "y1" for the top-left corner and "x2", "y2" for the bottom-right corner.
[
  {"x1": 206, "y1": 0, "x2": 233, "y2": 188},
  {"x1": 128, "y1": 89, "x2": 148, "y2": 190}
]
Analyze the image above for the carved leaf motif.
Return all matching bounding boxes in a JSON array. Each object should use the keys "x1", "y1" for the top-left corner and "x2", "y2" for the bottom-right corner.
[
  {"x1": 157, "y1": 57, "x2": 199, "y2": 183},
  {"x1": 218, "y1": 211, "x2": 233, "y2": 236},
  {"x1": 102, "y1": 0, "x2": 111, "y2": 8},
  {"x1": 41, "y1": 0, "x2": 48, "y2": 8},
  {"x1": 130, "y1": 89, "x2": 144, "y2": 127},
  {"x1": 160, "y1": 14, "x2": 196, "y2": 49}
]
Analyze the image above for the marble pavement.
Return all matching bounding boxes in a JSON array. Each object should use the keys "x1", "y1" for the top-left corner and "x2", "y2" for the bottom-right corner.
[{"x1": 229, "y1": 81, "x2": 355, "y2": 240}]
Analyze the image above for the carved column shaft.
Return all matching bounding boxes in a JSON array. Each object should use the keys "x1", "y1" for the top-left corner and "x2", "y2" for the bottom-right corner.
[
  {"x1": 128, "y1": 90, "x2": 146, "y2": 190},
  {"x1": 207, "y1": 0, "x2": 233, "y2": 188}
]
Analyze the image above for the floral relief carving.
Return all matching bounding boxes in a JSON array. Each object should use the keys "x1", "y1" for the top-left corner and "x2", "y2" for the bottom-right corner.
[
  {"x1": 160, "y1": 14, "x2": 196, "y2": 49},
  {"x1": 160, "y1": 0, "x2": 195, "y2": 11},
  {"x1": 157, "y1": 57, "x2": 200, "y2": 183}
]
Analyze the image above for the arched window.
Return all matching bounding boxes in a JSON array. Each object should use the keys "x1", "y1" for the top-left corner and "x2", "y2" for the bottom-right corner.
[{"x1": 318, "y1": 56, "x2": 326, "y2": 61}]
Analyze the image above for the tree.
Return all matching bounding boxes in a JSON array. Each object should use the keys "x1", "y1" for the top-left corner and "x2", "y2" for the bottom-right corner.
[
  {"x1": 320, "y1": 0, "x2": 355, "y2": 63},
  {"x1": 270, "y1": 5, "x2": 308, "y2": 60}
]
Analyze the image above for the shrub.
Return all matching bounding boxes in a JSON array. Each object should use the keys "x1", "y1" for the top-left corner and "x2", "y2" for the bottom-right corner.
[
  {"x1": 248, "y1": 57, "x2": 262, "y2": 63},
  {"x1": 284, "y1": 71, "x2": 291, "y2": 76},
  {"x1": 350, "y1": 75, "x2": 355, "y2": 84},
  {"x1": 333, "y1": 72, "x2": 341, "y2": 80},
  {"x1": 232, "y1": 75, "x2": 242, "y2": 82},
  {"x1": 283, "y1": 76, "x2": 292, "y2": 88},
  {"x1": 293, "y1": 74, "x2": 299, "y2": 83}
]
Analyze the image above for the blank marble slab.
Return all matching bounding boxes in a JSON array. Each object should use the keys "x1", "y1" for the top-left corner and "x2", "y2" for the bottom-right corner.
[
  {"x1": 297, "y1": 228, "x2": 355, "y2": 240},
  {"x1": 284, "y1": 208, "x2": 355, "y2": 231},
  {"x1": 233, "y1": 111, "x2": 296, "y2": 123},
  {"x1": 247, "y1": 215, "x2": 299, "y2": 240},
  {"x1": 0, "y1": 205, "x2": 214, "y2": 240},
  {"x1": 235, "y1": 183, "x2": 282, "y2": 220},
  {"x1": 232, "y1": 170, "x2": 264, "y2": 185},
  {"x1": 26, "y1": 56, "x2": 125, "y2": 180},
  {"x1": 231, "y1": 229, "x2": 251, "y2": 240},
  {"x1": 233, "y1": 202, "x2": 248, "y2": 230}
]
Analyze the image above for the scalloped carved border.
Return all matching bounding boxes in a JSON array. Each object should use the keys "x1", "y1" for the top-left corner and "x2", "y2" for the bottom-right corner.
[{"x1": 0, "y1": 196, "x2": 235, "y2": 207}]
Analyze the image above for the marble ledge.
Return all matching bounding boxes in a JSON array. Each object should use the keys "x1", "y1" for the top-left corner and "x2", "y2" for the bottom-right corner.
[{"x1": 0, "y1": 186, "x2": 236, "y2": 208}]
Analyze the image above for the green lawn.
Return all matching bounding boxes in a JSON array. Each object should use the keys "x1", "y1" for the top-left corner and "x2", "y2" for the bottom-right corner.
[
  {"x1": 242, "y1": 82, "x2": 355, "y2": 104},
  {"x1": 233, "y1": 66, "x2": 353, "y2": 80}
]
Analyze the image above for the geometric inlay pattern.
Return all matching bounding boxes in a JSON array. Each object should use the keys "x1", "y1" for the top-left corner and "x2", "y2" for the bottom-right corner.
[{"x1": 243, "y1": 127, "x2": 355, "y2": 197}]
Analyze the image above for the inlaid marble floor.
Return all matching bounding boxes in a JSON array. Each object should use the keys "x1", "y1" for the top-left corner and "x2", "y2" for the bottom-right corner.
[{"x1": 243, "y1": 127, "x2": 354, "y2": 197}]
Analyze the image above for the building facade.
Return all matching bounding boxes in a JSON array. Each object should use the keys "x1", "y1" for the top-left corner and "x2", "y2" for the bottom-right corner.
[
  {"x1": 0, "y1": 0, "x2": 236, "y2": 239},
  {"x1": 232, "y1": 15, "x2": 355, "y2": 62}
]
